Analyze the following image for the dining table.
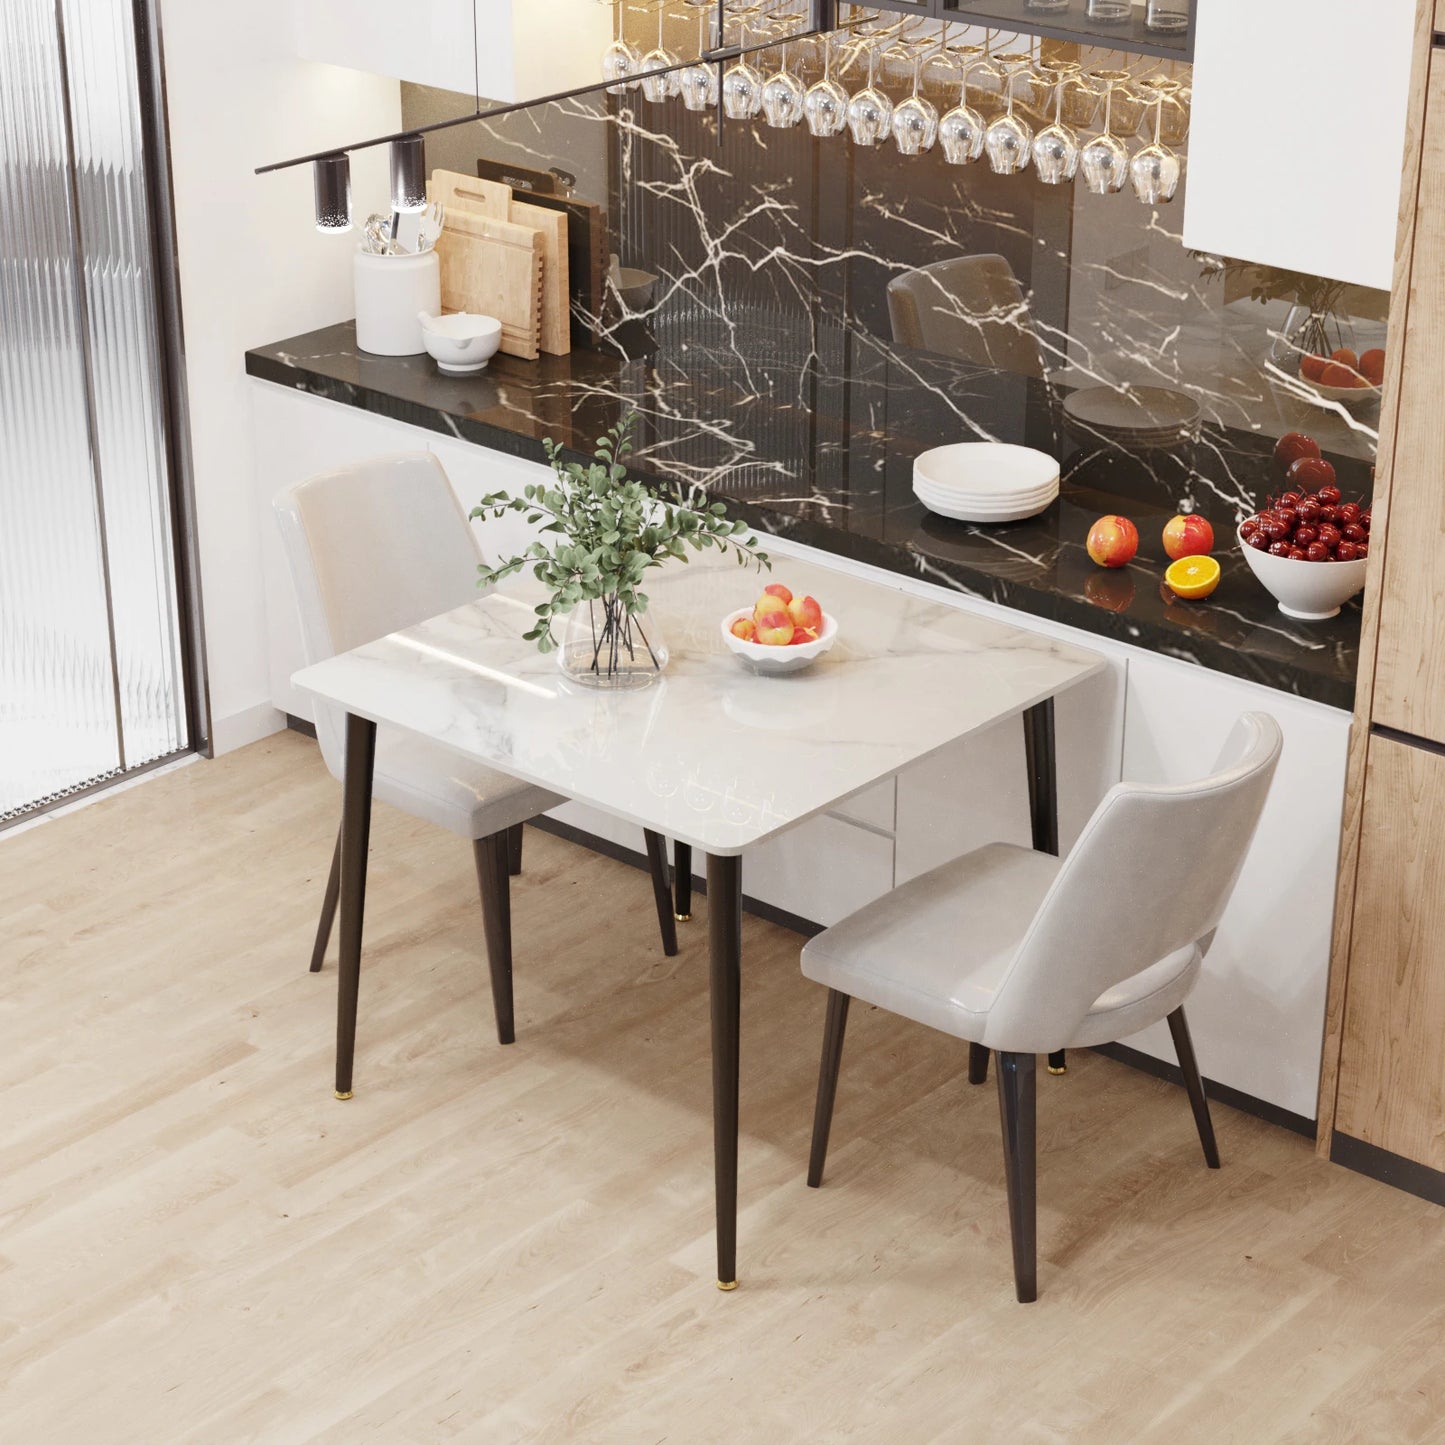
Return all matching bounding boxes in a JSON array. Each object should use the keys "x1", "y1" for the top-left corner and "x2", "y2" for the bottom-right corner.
[{"x1": 292, "y1": 548, "x2": 1105, "y2": 1289}]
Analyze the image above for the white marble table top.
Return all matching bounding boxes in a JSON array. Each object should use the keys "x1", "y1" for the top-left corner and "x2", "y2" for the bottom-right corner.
[{"x1": 293, "y1": 552, "x2": 1105, "y2": 855}]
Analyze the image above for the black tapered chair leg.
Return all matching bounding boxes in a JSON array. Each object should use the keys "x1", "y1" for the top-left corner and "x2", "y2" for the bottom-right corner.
[
  {"x1": 807, "y1": 989, "x2": 851, "y2": 1188},
  {"x1": 507, "y1": 823, "x2": 524, "y2": 877},
  {"x1": 473, "y1": 832, "x2": 515, "y2": 1045},
  {"x1": 673, "y1": 842, "x2": 693, "y2": 922},
  {"x1": 309, "y1": 827, "x2": 342, "y2": 973},
  {"x1": 968, "y1": 1042, "x2": 990, "y2": 1085},
  {"x1": 642, "y1": 829, "x2": 679, "y2": 956},
  {"x1": 996, "y1": 1050, "x2": 1038, "y2": 1304},
  {"x1": 1167, "y1": 1006, "x2": 1220, "y2": 1169}
]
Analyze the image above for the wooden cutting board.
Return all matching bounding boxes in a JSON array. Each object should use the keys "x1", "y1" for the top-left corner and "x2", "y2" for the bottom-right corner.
[
  {"x1": 429, "y1": 199, "x2": 543, "y2": 361},
  {"x1": 430, "y1": 170, "x2": 569, "y2": 356}
]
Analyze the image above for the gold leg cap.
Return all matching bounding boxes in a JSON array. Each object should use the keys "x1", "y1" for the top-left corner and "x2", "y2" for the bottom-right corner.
[
  {"x1": 1046, "y1": 1065, "x2": 1067, "y2": 1076},
  {"x1": 675, "y1": 912, "x2": 693, "y2": 923},
  {"x1": 334, "y1": 1089, "x2": 354, "y2": 1100},
  {"x1": 716, "y1": 1278, "x2": 738, "y2": 1292}
]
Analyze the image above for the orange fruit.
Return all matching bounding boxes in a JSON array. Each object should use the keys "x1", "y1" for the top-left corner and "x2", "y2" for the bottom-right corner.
[
  {"x1": 1164, "y1": 554, "x2": 1221, "y2": 600},
  {"x1": 1360, "y1": 347, "x2": 1386, "y2": 386}
]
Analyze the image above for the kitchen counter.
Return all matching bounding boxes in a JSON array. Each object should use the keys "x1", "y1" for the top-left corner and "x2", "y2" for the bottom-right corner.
[{"x1": 246, "y1": 322, "x2": 1365, "y2": 710}]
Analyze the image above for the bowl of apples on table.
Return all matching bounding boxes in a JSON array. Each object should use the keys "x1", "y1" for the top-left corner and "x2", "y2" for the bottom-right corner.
[
  {"x1": 1237, "y1": 432, "x2": 1371, "y2": 620},
  {"x1": 723, "y1": 583, "x2": 837, "y2": 675},
  {"x1": 1296, "y1": 345, "x2": 1384, "y2": 408}
]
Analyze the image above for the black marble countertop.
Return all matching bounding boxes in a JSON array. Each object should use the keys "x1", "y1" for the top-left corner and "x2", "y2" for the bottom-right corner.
[{"x1": 246, "y1": 322, "x2": 1364, "y2": 710}]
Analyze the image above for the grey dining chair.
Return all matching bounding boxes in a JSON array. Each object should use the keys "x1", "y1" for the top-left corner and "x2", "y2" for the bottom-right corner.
[
  {"x1": 887, "y1": 253, "x2": 1049, "y2": 379},
  {"x1": 800, "y1": 710, "x2": 1283, "y2": 1302},
  {"x1": 274, "y1": 453, "x2": 679, "y2": 1062}
]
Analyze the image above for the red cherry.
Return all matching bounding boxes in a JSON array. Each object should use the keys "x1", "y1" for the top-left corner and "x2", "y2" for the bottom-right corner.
[
  {"x1": 1287, "y1": 456, "x2": 1337, "y2": 490},
  {"x1": 1293, "y1": 525, "x2": 1318, "y2": 547},
  {"x1": 1274, "y1": 432, "x2": 1321, "y2": 473},
  {"x1": 1245, "y1": 531, "x2": 1269, "y2": 551},
  {"x1": 1295, "y1": 503, "x2": 1321, "y2": 526},
  {"x1": 1357, "y1": 543, "x2": 1370, "y2": 558},
  {"x1": 1336, "y1": 542, "x2": 1360, "y2": 562},
  {"x1": 1317, "y1": 506, "x2": 1339, "y2": 525},
  {"x1": 1318, "y1": 484, "x2": 1342, "y2": 505},
  {"x1": 1278, "y1": 491, "x2": 1303, "y2": 508},
  {"x1": 1268, "y1": 541, "x2": 1291, "y2": 557},
  {"x1": 1287, "y1": 547, "x2": 1308, "y2": 560},
  {"x1": 1264, "y1": 518, "x2": 1292, "y2": 542},
  {"x1": 1338, "y1": 502, "x2": 1361, "y2": 524},
  {"x1": 1318, "y1": 523, "x2": 1342, "y2": 549},
  {"x1": 1342, "y1": 523, "x2": 1366, "y2": 544},
  {"x1": 1305, "y1": 542, "x2": 1330, "y2": 562}
]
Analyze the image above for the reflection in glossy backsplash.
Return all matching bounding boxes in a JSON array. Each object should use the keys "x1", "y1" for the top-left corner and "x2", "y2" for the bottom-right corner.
[{"x1": 404, "y1": 69, "x2": 1386, "y2": 503}]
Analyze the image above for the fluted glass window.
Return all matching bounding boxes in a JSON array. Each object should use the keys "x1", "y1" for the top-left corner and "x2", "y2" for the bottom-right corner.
[{"x1": 0, "y1": 0, "x2": 190, "y2": 821}]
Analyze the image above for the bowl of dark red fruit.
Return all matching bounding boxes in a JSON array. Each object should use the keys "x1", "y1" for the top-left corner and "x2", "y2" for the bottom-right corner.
[{"x1": 1238, "y1": 432, "x2": 1370, "y2": 620}]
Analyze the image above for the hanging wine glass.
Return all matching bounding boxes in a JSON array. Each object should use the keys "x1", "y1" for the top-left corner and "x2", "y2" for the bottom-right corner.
[
  {"x1": 1087, "y1": 68, "x2": 1145, "y2": 133},
  {"x1": 761, "y1": 41, "x2": 806, "y2": 127},
  {"x1": 983, "y1": 55, "x2": 1032, "y2": 174},
  {"x1": 678, "y1": 6, "x2": 720, "y2": 111},
  {"x1": 846, "y1": 35, "x2": 893, "y2": 147},
  {"x1": 891, "y1": 49, "x2": 938, "y2": 155},
  {"x1": 1135, "y1": 75, "x2": 1190, "y2": 145},
  {"x1": 1080, "y1": 83, "x2": 1130, "y2": 194},
  {"x1": 1130, "y1": 94, "x2": 1182, "y2": 204},
  {"x1": 640, "y1": 1, "x2": 680, "y2": 103},
  {"x1": 722, "y1": 19, "x2": 765, "y2": 119},
  {"x1": 968, "y1": 30, "x2": 1006, "y2": 120},
  {"x1": 601, "y1": 0, "x2": 642, "y2": 93},
  {"x1": 1030, "y1": 78, "x2": 1079, "y2": 184},
  {"x1": 939, "y1": 60, "x2": 985, "y2": 165},
  {"x1": 803, "y1": 33, "x2": 849, "y2": 137}
]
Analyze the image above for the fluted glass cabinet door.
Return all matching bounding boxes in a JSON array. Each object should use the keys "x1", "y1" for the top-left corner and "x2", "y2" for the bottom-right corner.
[{"x1": 0, "y1": 0, "x2": 189, "y2": 821}]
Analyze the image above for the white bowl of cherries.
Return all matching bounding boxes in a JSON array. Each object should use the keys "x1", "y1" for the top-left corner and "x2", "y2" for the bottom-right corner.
[{"x1": 1238, "y1": 441, "x2": 1370, "y2": 620}]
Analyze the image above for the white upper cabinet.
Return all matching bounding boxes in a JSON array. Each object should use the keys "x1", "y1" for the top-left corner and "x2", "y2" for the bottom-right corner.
[
  {"x1": 292, "y1": 0, "x2": 610, "y2": 102},
  {"x1": 1183, "y1": 0, "x2": 1417, "y2": 289}
]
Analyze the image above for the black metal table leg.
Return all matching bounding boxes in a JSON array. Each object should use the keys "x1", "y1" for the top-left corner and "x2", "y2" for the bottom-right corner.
[
  {"x1": 334, "y1": 712, "x2": 376, "y2": 1100},
  {"x1": 707, "y1": 852, "x2": 742, "y2": 1290},
  {"x1": 1023, "y1": 700, "x2": 1067, "y2": 1077},
  {"x1": 674, "y1": 841, "x2": 693, "y2": 922}
]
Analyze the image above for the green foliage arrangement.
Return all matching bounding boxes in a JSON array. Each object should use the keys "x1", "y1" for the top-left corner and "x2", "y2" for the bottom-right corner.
[{"x1": 469, "y1": 411, "x2": 768, "y2": 662}]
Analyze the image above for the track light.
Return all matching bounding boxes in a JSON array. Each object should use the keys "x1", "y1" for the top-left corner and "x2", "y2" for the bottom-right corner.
[
  {"x1": 390, "y1": 135, "x2": 427, "y2": 213},
  {"x1": 313, "y1": 153, "x2": 352, "y2": 233}
]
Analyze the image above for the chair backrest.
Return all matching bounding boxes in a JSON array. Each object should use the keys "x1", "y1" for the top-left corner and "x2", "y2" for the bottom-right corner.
[
  {"x1": 985, "y1": 711, "x2": 1283, "y2": 1048},
  {"x1": 273, "y1": 451, "x2": 483, "y2": 774},
  {"x1": 886, "y1": 254, "x2": 1047, "y2": 379}
]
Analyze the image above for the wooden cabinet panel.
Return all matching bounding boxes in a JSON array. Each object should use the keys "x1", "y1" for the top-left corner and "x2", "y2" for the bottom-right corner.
[
  {"x1": 1335, "y1": 734, "x2": 1445, "y2": 1167},
  {"x1": 1372, "y1": 58, "x2": 1445, "y2": 742}
]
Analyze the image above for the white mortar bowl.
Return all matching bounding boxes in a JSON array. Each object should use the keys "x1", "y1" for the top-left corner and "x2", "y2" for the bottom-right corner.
[
  {"x1": 418, "y1": 311, "x2": 502, "y2": 373},
  {"x1": 1237, "y1": 524, "x2": 1368, "y2": 621}
]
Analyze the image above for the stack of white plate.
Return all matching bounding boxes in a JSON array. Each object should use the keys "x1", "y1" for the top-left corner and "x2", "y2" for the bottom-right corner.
[
  {"x1": 911, "y1": 442, "x2": 1060, "y2": 523},
  {"x1": 1062, "y1": 385, "x2": 1202, "y2": 449}
]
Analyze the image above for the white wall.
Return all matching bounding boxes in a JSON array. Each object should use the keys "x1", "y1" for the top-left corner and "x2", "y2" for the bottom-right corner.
[{"x1": 159, "y1": 0, "x2": 401, "y2": 752}]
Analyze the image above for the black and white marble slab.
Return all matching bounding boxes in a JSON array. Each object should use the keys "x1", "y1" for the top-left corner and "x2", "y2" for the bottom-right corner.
[{"x1": 247, "y1": 321, "x2": 1364, "y2": 709}]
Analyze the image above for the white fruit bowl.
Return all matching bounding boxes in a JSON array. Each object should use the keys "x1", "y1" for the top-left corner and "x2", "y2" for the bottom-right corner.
[
  {"x1": 1297, "y1": 374, "x2": 1382, "y2": 410},
  {"x1": 1237, "y1": 524, "x2": 1368, "y2": 621},
  {"x1": 721, "y1": 608, "x2": 838, "y2": 675},
  {"x1": 418, "y1": 311, "x2": 502, "y2": 373}
]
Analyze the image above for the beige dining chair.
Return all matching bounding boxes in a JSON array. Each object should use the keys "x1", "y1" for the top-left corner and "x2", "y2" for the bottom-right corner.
[
  {"x1": 274, "y1": 452, "x2": 679, "y2": 1057},
  {"x1": 887, "y1": 253, "x2": 1049, "y2": 379},
  {"x1": 800, "y1": 711, "x2": 1282, "y2": 1302}
]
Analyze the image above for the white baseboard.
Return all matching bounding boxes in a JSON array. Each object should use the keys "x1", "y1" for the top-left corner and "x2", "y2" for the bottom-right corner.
[{"x1": 210, "y1": 701, "x2": 286, "y2": 755}]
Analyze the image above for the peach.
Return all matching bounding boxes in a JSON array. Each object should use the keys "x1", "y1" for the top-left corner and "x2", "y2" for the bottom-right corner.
[
  {"x1": 730, "y1": 616, "x2": 757, "y2": 642},
  {"x1": 786, "y1": 594, "x2": 822, "y2": 638},
  {"x1": 1086, "y1": 514, "x2": 1139, "y2": 569},
  {"x1": 754, "y1": 609, "x2": 795, "y2": 646},
  {"x1": 762, "y1": 582, "x2": 794, "y2": 606},
  {"x1": 1162, "y1": 513, "x2": 1214, "y2": 561}
]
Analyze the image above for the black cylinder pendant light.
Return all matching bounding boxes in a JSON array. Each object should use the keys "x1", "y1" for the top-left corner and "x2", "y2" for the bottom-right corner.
[
  {"x1": 313, "y1": 152, "x2": 351, "y2": 233},
  {"x1": 390, "y1": 134, "x2": 427, "y2": 213}
]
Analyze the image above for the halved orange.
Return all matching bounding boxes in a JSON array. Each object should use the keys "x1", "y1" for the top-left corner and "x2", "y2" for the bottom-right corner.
[{"x1": 1164, "y1": 554, "x2": 1221, "y2": 600}]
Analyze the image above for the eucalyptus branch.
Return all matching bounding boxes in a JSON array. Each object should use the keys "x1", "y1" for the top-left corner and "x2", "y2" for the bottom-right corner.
[{"x1": 469, "y1": 412, "x2": 769, "y2": 655}]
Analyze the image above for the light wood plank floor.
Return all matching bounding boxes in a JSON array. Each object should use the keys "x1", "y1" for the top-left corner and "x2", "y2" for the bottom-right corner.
[{"x1": 2, "y1": 732, "x2": 1443, "y2": 1444}]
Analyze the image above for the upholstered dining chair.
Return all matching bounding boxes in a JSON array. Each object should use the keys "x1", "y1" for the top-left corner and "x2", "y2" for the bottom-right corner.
[
  {"x1": 274, "y1": 452, "x2": 679, "y2": 1054},
  {"x1": 800, "y1": 711, "x2": 1282, "y2": 1303}
]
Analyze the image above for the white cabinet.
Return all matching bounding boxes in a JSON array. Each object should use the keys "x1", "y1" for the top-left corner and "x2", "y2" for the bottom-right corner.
[
  {"x1": 1115, "y1": 653, "x2": 1350, "y2": 1120},
  {"x1": 291, "y1": 0, "x2": 610, "y2": 103},
  {"x1": 1184, "y1": 0, "x2": 1416, "y2": 289}
]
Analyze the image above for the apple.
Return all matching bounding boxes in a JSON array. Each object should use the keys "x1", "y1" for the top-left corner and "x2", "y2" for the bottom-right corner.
[
  {"x1": 1330, "y1": 346, "x2": 1360, "y2": 370},
  {"x1": 762, "y1": 582, "x2": 793, "y2": 606},
  {"x1": 1162, "y1": 513, "x2": 1214, "y2": 561},
  {"x1": 1300, "y1": 353, "x2": 1328, "y2": 383},
  {"x1": 730, "y1": 616, "x2": 756, "y2": 643},
  {"x1": 1086, "y1": 514, "x2": 1139, "y2": 569},
  {"x1": 786, "y1": 594, "x2": 823, "y2": 639},
  {"x1": 1360, "y1": 347, "x2": 1386, "y2": 386},
  {"x1": 754, "y1": 609, "x2": 795, "y2": 646}
]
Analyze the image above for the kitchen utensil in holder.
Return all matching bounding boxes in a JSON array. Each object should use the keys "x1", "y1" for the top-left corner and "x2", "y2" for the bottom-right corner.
[{"x1": 354, "y1": 248, "x2": 441, "y2": 356}]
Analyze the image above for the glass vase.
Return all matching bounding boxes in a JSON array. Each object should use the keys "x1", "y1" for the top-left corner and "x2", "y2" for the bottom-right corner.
[
  {"x1": 1268, "y1": 305, "x2": 1355, "y2": 372},
  {"x1": 557, "y1": 593, "x2": 669, "y2": 690}
]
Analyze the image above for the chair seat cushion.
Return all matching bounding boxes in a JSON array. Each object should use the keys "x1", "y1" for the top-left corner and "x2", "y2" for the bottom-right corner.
[
  {"x1": 800, "y1": 842, "x2": 1201, "y2": 1053},
  {"x1": 372, "y1": 730, "x2": 562, "y2": 839}
]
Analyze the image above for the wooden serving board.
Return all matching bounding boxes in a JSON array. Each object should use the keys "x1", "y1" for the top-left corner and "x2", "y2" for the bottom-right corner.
[
  {"x1": 429, "y1": 197, "x2": 543, "y2": 361},
  {"x1": 430, "y1": 170, "x2": 569, "y2": 356}
]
